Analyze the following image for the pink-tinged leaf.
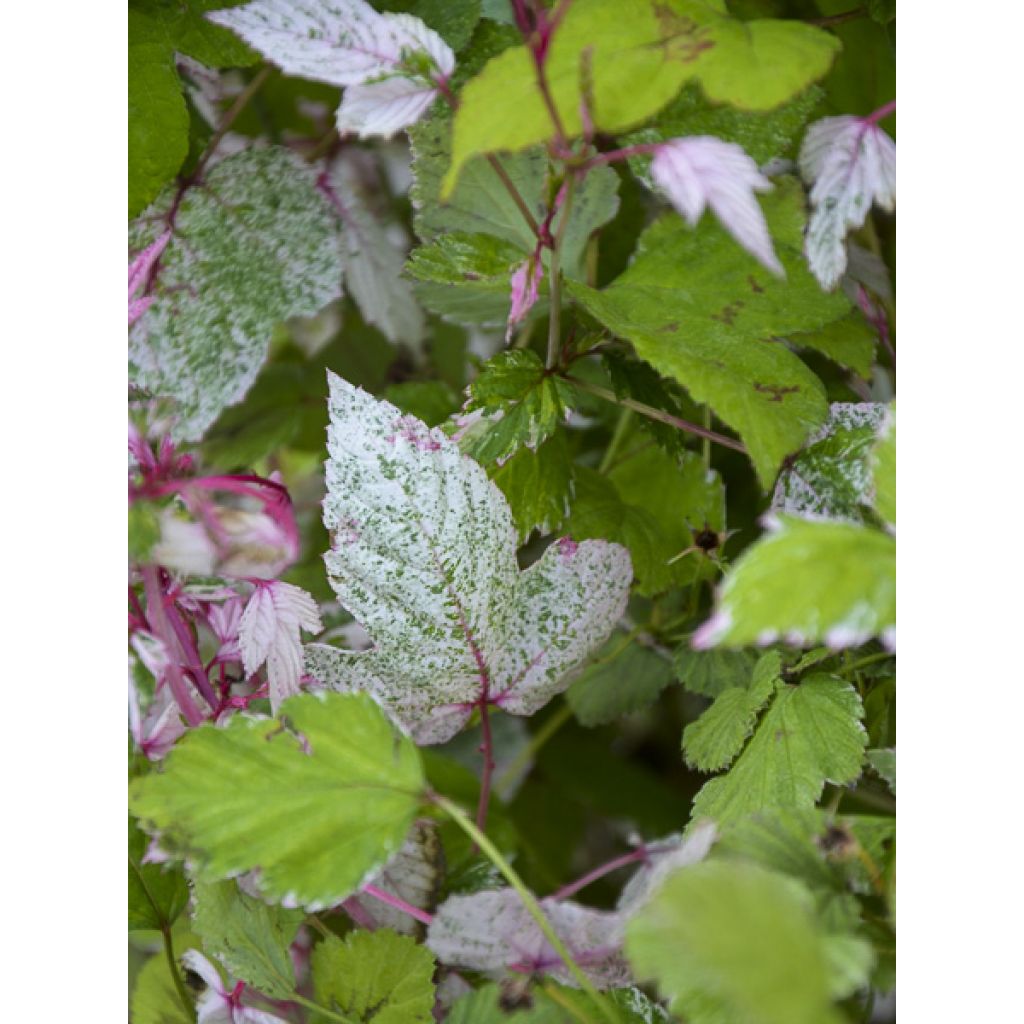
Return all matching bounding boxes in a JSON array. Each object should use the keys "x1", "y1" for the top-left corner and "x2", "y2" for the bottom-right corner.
[
  {"x1": 505, "y1": 256, "x2": 543, "y2": 342},
  {"x1": 650, "y1": 137, "x2": 783, "y2": 276},
  {"x1": 239, "y1": 582, "x2": 323, "y2": 712},
  {"x1": 128, "y1": 230, "x2": 171, "y2": 325},
  {"x1": 616, "y1": 822, "x2": 718, "y2": 916},
  {"x1": 208, "y1": 0, "x2": 454, "y2": 138},
  {"x1": 129, "y1": 645, "x2": 188, "y2": 760},
  {"x1": 304, "y1": 374, "x2": 632, "y2": 744},
  {"x1": 799, "y1": 115, "x2": 896, "y2": 290},
  {"x1": 208, "y1": 596, "x2": 244, "y2": 663},
  {"x1": 427, "y1": 889, "x2": 631, "y2": 989},
  {"x1": 182, "y1": 950, "x2": 291, "y2": 1024}
]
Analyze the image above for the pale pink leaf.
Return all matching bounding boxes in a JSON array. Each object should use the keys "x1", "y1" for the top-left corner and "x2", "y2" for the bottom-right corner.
[
  {"x1": 239, "y1": 582, "x2": 323, "y2": 712},
  {"x1": 651, "y1": 137, "x2": 783, "y2": 276},
  {"x1": 304, "y1": 374, "x2": 632, "y2": 744},
  {"x1": 128, "y1": 230, "x2": 171, "y2": 325},
  {"x1": 799, "y1": 115, "x2": 896, "y2": 290},
  {"x1": 427, "y1": 888, "x2": 631, "y2": 989},
  {"x1": 505, "y1": 256, "x2": 543, "y2": 342}
]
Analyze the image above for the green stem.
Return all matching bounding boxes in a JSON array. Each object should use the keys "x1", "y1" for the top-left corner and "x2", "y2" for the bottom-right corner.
[
  {"x1": 160, "y1": 925, "x2": 194, "y2": 1021},
  {"x1": 432, "y1": 794, "x2": 621, "y2": 1024},
  {"x1": 494, "y1": 702, "x2": 574, "y2": 793},
  {"x1": 546, "y1": 175, "x2": 576, "y2": 369},
  {"x1": 838, "y1": 650, "x2": 894, "y2": 677},
  {"x1": 598, "y1": 408, "x2": 633, "y2": 474}
]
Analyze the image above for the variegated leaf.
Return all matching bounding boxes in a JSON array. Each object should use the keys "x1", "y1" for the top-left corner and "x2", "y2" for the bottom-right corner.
[
  {"x1": 616, "y1": 822, "x2": 718, "y2": 916},
  {"x1": 128, "y1": 147, "x2": 344, "y2": 441},
  {"x1": 305, "y1": 374, "x2": 632, "y2": 744},
  {"x1": 427, "y1": 888, "x2": 632, "y2": 989}
]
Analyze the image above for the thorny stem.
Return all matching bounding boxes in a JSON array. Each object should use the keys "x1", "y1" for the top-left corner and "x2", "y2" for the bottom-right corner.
[
  {"x1": 432, "y1": 794, "x2": 621, "y2": 1024},
  {"x1": 549, "y1": 847, "x2": 651, "y2": 902},
  {"x1": 566, "y1": 377, "x2": 748, "y2": 454},
  {"x1": 141, "y1": 566, "x2": 204, "y2": 726},
  {"x1": 160, "y1": 925, "x2": 194, "y2": 1020},
  {"x1": 362, "y1": 884, "x2": 434, "y2": 926}
]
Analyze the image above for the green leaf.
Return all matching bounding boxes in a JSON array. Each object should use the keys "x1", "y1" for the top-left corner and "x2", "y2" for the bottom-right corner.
[
  {"x1": 682, "y1": 652, "x2": 779, "y2": 771},
  {"x1": 674, "y1": 645, "x2": 757, "y2": 698},
  {"x1": 787, "y1": 313, "x2": 877, "y2": 378},
  {"x1": 129, "y1": 692, "x2": 425, "y2": 910},
  {"x1": 867, "y1": 748, "x2": 896, "y2": 794},
  {"x1": 129, "y1": 815, "x2": 189, "y2": 932},
  {"x1": 568, "y1": 632, "x2": 676, "y2": 726},
  {"x1": 129, "y1": 501, "x2": 162, "y2": 564},
  {"x1": 691, "y1": 674, "x2": 867, "y2": 826},
  {"x1": 129, "y1": 147, "x2": 344, "y2": 441},
  {"x1": 384, "y1": 380, "x2": 461, "y2": 427},
  {"x1": 463, "y1": 350, "x2": 575, "y2": 463},
  {"x1": 696, "y1": 516, "x2": 896, "y2": 648},
  {"x1": 130, "y1": 948, "x2": 194, "y2": 1024},
  {"x1": 772, "y1": 402, "x2": 887, "y2": 523},
  {"x1": 447, "y1": 983, "x2": 671, "y2": 1023},
  {"x1": 626, "y1": 860, "x2": 843, "y2": 1024},
  {"x1": 191, "y1": 879, "x2": 304, "y2": 998},
  {"x1": 492, "y1": 434, "x2": 574, "y2": 542},
  {"x1": 867, "y1": 0, "x2": 897, "y2": 27},
  {"x1": 311, "y1": 930, "x2": 436, "y2": 1024},
  {"x1": 410, "y1": 107, "x2": 619, "y2": 278},
  {"x1": 872, "y1": 403, "x2": 896, "y2": 528},
  {"x1": 567, "y1": 180, "x2": 854, "y2": 486}
]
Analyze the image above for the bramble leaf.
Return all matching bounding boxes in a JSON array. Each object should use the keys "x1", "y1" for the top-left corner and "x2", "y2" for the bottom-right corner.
[
  {"x1": 690, "y1": 675, "x2": 867, "y2": 826},
  {"x1": 129, "y1": 147, "x2": 344, "y2": 441},
  {"x1": 694, "y1": 516, "x2": 896, "y2": 649},
  {"x1": 772, "y1": 402, "x2": 887, "y2": 523},
  {"x1": 626, "y1": 861, "x2": 843, "y2": 1024},
  {"x1": 491, "y1": 434, "x2": 573, "y2": 542},
  {"x1": 674, "y1": 646, "x2": 757, "y2": 698},
  {"x1": 191, "y1": 879, "x2": 304, "y2": 998},
  {"x1": 304, "y1": 374, "x2": 631, "y2": 744},
  {"x1": 129, "y1": 692, "x2": 425, "y2": 910},
  {"x1": 867, "y1": 748, "x2": 896, "y2": 794},
  {"x1": 567, "y1": 180, "x2": 854, "y2": 486},
  {"x1": 427, "y1": 888, "x2": 630, "y2": 988},
  {"x1": 311, "y1": 929, "x2": 436, "y2": 1024},
  {"x1": 129, "y1": 815, "x2": 189, "y2": 931}
]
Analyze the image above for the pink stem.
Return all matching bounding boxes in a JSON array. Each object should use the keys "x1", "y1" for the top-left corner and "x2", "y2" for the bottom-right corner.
[
  {"x1": 163, "y1": 596, "x2": 218, "y2": 709},
  {"x1": 475, "y1": 697, "x2": 496, "y2": 833},
  {"x1": 548, "y1": 848, "x2": 651, "y2": 902},
  {"x1": 140, "y1": 566, "x2": 204, "y2": 727},
  {"x1": 579, "y1": 142, "x2": 661, "y2": 171},
  {"x1": 341, "y1": 897, "x2": 378, "y2": 931},
  {"x1": 866, "y1": 99, "x2": 896, "y2": 125},
  {"x1": 362, "y1": 885, "x2": 434, "y2": 926}
]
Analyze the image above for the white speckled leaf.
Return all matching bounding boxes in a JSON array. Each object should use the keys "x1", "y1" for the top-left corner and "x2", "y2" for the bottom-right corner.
[
  {"x1": 128, "y1": 147, "x2": 344, "y2": 441},
  {"x1": 772, "y1": 403, "x2": 886, "y2": 523},
  {"x1": 427, "y1": 889, "x2": 631, "y2": 989},
  {"x1": 306, "y1": 374, "x2": 632, "y2": 744},
  {"x1": 799, "y1": 116, "x2": 896, "y2": 290}
]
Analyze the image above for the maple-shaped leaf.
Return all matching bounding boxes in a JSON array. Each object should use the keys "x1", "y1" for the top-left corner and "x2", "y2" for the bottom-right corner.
[
  {"x1": 304, "y1": 373, "x2": 632, "y2": 744},
  {"x1": 208, "y1": 0, "x2": 454, "y2": 139},
  {"x1": 799, "y1": 114, "x2": 896, "y2": 290},
  {"x1": 651, "y1": 136, "x2": 783, "y2": 275},
  {"x1": 239, "y1": 582, "x2": 323, "y2": 713},
  {"x1": 427, "y1": 888, "x2": 631, "y2": 989}
]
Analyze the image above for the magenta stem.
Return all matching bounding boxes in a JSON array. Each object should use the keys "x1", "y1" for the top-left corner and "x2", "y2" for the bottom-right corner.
[
  {"x1": 163, "y1": 596, "x2": 218, "y2": 709},
  {"x1": 475, "y1": 697, "x2": 496, "y2": 833},
  {"x1": 867, "y1": 99, "x2": 896, "y2": 125},
  {"x1": 140, "y1": 566, "x2": 204, "y2": 727},
  {"x1": 579, "y1": 142, "x2": 661, "y2": 171},
  {"x1": 361, "y1": 884, "x2": 434, "y2": 926},
  {"x1": 549, "y1": 848, "x2": 651, "y2": 902}
]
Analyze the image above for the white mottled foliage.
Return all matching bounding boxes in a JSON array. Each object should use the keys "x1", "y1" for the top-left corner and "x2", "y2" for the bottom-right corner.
[
  {"x1": 327, "y1": 159, "x2": 425, "y2": 349},
  {"x1": 772, "y1": 402, "x2": 886, "y2": 523},
  {"x1": 651, "y1": 137, "x2": 783, "y2": 276},
  {"x1": 616, "y1": 822, "x2": 718, "y2": 916},
  {"x1": 208, "y1": 0, "x2": 454, "y2": 139},
  {"x1": 129, "y1": 148, "x2": 344, "y2": 441},
  {"x1": 427, "y1": 889, "x2": 632, "y2": 989},
  {"x1": 305, "y1": 374, "x2": 632, "y2": 744},
  {"x1": 239, "y1": 582, "x2": 323, "y2": 712},
  {"x1": 800, "y1": 116, "x2": 896, "y2": 290},
  {"x1": 182, "y1": 950, "x2": 290, "y2": 1024}
]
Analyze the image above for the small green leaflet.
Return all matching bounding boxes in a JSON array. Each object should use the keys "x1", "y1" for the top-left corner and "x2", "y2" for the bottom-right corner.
[
  {"x1": 625, "y1": 861, "x2": 843, "y2": 1024},
  {"x1": 191, "y1": 879, "x2": 303, "y2": 998},
  {"x1": 682, "y1": 652, "x2": 780, "y2": 772},
  {"x1": 310, "y1": 930, "x2": 436, "y2": 1024},
  {"x1": 567, "y1": 180, "x2": 855, "y2": 487},
  {"x1": 694, "y1": 516, "x2": 896, "y2": 649},
  {"x1": 129, "y1": 815, "x2": 189, "y2": 932},
  {"x1": 462, "y1": 350, "x2": 574, "y2": 464},
  {"x1": 129, "y1": 692, "x2": 424, "y2": 910},
  {"x1": 772, "y1": 402, "x2": 887, "y2": 523},
  {"x1": 129, "y1": 147, "x2": 344, "y2": 441},
  {"x1": 491, "y1": 434, "x2": 574, "y2": 542},
  {"x1": 568, "y1": 632, "x2": 676, "y2": 727},
  {"x1": 872, "y1": 402, "x2": 896, "y2": 529},
  {"x1": 674, "y1": 645, "x2": 757, "y2": 698},
  {"x1": 867, "y1": 748, "x2": 896, "y2": 794},
  {"x1": 131, "y1": 944, "x2": 195, "y2": 1024},
  {"x1": 690, "y1": 674, "x2": 867, "y2": 826},
  {"x1": 305, "y1": 374, "x2": 631, "y2": 745}
]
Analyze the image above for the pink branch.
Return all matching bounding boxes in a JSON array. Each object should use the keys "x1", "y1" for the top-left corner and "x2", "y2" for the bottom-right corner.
[
  {"x1": 866, "y1": 99, "x2": 896, "y2": 125},
  {"x1": 476, "y1": 697, "x2": 496, "y2": 832},
  {"x1": 163, "y1": 595, "x2": 218, "y2": 709},
  {"x1": 362, "y1": 884, "x2": 434, "y2": 926},
  {"x1": 548, "y1": 848, "x2": 651, "y2": 901}
]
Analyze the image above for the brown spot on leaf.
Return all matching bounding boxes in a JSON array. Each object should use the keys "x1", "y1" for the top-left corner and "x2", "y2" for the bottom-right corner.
[
  {"x1": 653, "y1": 6, "x2": 716, "y2": 62},
  {"x1": 748, "y1": 274, "x2": 764, "y2": 293},
  {"x1": 462, "y1": 272, "x2": 481, "y2": 281},
  {"x1": 659, "y1": 321, "x2": 680, "y2": 332},
  {"x1": 711, "y1": 301, "x2": 744, "y2": 326},
  {"x1": 754, "y1": 382, "x2": 800, "y2": 403}
]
